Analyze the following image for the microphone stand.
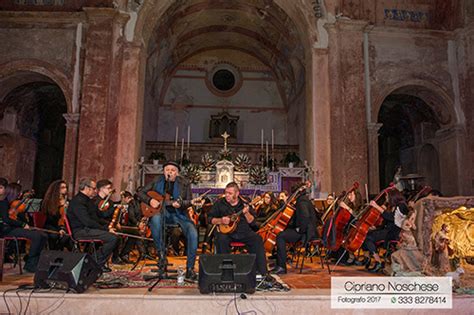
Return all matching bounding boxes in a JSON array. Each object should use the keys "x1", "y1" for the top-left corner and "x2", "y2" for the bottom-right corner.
[{"x1": 146, "y1": 175, "x2": 177, "y2": 291}]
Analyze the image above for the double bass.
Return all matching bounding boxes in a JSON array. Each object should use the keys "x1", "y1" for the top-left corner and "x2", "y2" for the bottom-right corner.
[
  {"x1": 257, "y1": 182, "x2": 309, "y2": 252},
  {"x1": 322, "y1": 182, "x2": 359, "y2": 251},
  {"x1": 343, "y1": 184, "x2": 395, "y2": 253}
]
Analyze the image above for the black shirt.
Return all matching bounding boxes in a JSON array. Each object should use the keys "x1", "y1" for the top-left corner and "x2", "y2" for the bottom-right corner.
[
  {"x1": 0, "y1": 199, "x2": 26, "y2": 231},
  {"x1": 288, "y1": 194, "x2": 317, "y2": 240},
  {"x1": 208, "y1": 197, "x2": 258, "y2": 238},
  {"x1": 67, "y1": 192, "x2": 108, "y2": 233}
]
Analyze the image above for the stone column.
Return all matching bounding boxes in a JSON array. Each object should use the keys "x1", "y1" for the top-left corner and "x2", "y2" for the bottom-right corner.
[
  {"x1": 62, "y1": 113, "x2": 80, "y2": 194},
  {"x1": 76, "y1": 8, "x2": 118, "y2": 180},
  {"x1": 367, "y1": 122, "x2": 382, "y2": 194},
  {"x1": 112, "y1": 41, "x2": 144, "y2": 191},
  {"x1": 310, "y1": 48, "x2": 332, "y2": 193},
  {"x1": 327, "y1": 20, "x2": 369, "y2": 192}
]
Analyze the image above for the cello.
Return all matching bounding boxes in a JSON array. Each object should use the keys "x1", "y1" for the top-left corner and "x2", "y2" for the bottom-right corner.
[
  {"x1": 343, "y1": 184, "x2": 396, "y2": 253},
  {"x1": 257, "y1": 182, "x2": 309, "y2": 253},
  {"x1": 323, "y1": 182, "x2": 359, "y2": 251}
]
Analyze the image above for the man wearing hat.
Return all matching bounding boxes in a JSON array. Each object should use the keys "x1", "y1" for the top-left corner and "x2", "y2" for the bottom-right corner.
[{"x1": 137, "y1": 161, "x2": 199, "y2": 280}]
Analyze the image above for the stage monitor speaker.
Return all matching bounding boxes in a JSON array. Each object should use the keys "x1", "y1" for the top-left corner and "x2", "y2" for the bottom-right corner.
[
  {"x1": 34, "y1": 250, "x2": 102, "y2": 293},
  {"x1": 198, "y1": 254, "x2": 256, "y2": 294}
]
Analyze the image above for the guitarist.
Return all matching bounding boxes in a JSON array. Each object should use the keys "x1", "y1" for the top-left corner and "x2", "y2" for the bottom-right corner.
[
  {"x1": 208, "y1": 182, "x2": 270, "y2": 279},
  {"x1": 137, "y1": 161, "x2": 199, "y2": 281}
]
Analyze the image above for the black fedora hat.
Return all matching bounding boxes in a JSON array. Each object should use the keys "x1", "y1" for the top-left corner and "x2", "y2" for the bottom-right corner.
[{"x1": 163, "y1": 161, "x2": 181, "y2": 171}]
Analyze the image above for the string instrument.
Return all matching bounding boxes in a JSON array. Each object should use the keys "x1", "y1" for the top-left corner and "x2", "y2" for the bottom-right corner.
[
  {"x1": 215, "y1": 193, "x2": 262, "y2": 234},
  {"x1": 258, "y1": 183, "x2": 309, "y2": 252},
  {"x1": 114, "y1": 231, "x2": 154, "y2": 241},
  {"x1": 58, "y1": 198, "x2": 68, "y2": 227},
  {"x1": 343, "y1": 184, "x2": 395, "y2": 253},
  {"x1": 30, "y1": 227, "x2": 62, "y2": 235},
  {"x1": 325, "y1": 182, "x2": 360, "y2": 251},
  {"x1": 108, "y1": 191, "x2": 125, "y2": 230},
  {"x1": 138, "y1": 217, "x2": 152, "y2": 238},
  {"x1": 186, "y1": 190, "x2": 212, "y2": 225},
  {"x1": 141, "y1": 189, "x2": 209, "y2": 218},
  {"x1": 8, "y1": 190, "x2": 34, "y2": 221},
  {"x1": 98, "y1": 189, "x2": 115, "y2": 211},
  {"x1": 408, "y1": 185, "x2": 432, "y2": 204}
]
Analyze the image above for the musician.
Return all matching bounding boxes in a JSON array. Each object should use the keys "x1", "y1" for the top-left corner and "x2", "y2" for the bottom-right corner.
[
  {"x1": 117, "y1": 191, "x2": 146, "y2": 263},
  {"x1": 0, "y1": 183, "x2": 47, "y2": 272},
  {"x1": 92, "y1": 179, "x2": 126, "y2": 264},
  {"x1": 208, "y1": 182, "x2": 270, "y2": 278},
  {"x1": 41, "y1": 180, "x2": 73, "y2": 251},
  {"x1": 0, "y1": 177, "x2": 7, "y2": 200},
  {"x1": 137, "y1": 161, "x2": 199, "y2": 281},
  {"x1": 93, "y1": 179, "x2": 116, "y2": 221},
  {"x1": 360, "y1": 189, "x2": 408, "y2": 273},
  {"x1": 270, "y1": 184, "x2": 317, "y2": 274},
  {"x1": 277, "y1": 190, "x2": 289, "y2": 208},
  {"x1": 67, "y1": 178, "x2": 119, "y2": 272},
  {"x1": 255, "y1": 192, "x2": 279, "y2": 226}
]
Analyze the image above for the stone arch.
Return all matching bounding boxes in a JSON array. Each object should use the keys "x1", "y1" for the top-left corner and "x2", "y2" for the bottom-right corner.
[
  {"x1": 0, "y1": 59, "x2": 73, "y2": 113},
  {"x1": 374, "y1": 80, "x2": 464, "y2": 195},
  {"x1": 373, "y1": 79, "x2": 459, "y2": 127}
]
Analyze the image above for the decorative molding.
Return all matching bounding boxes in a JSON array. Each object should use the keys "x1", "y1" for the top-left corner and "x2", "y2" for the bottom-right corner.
[{"x1": 63, "y1": 113, "x2": 80, "y2": 127}]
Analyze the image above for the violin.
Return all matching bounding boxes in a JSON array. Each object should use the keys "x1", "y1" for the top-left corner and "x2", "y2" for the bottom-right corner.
[
  {"x1": 8, "y1": 190, "x2": 34, "y2": 221},
  {"x1": 98, "y1": 189, "x2": 115, "y2": 211},
  {"x1": 257, "y1": 182, "x2": 309, "y2": 252},
  {"x1": 58, "y1": 198, "x2": 68, "y2": 227},
  {"x1": 109, "y1": 191, "x2": 125, "y2": 230},
  {"x1": 343, "y1": 184, "x2": 396, "y2": 253}
]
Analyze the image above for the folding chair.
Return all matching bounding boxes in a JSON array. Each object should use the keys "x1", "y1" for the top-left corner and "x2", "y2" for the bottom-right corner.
[{"x1": 64, "y1": 216, "x2": 103, "y2": 262}]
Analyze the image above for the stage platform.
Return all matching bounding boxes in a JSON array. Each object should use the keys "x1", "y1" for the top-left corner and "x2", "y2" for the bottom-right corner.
[{"x1": 1, "y1": 256, "x2": 473, "y2": 315}]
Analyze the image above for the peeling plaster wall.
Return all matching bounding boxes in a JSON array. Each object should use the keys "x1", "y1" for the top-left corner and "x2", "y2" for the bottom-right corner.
[{"x1": 0, "y1": 27, "x2": 76, "y2": 75}]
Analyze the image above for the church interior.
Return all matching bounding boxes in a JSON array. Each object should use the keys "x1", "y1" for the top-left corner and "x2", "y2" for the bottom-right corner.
[{"x1": 0, "y1": 0, "x2": 473, "y2": 314}]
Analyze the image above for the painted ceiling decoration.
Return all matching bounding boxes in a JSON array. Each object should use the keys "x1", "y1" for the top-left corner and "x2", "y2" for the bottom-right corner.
[{"x1": 146, "y1": 0, "x2": 306, "y2": 108}]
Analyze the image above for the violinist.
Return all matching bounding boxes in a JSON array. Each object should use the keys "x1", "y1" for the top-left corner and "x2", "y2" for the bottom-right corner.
[
  {"x1": 270, "y1": 183, "x2": 317, "y2": 274},
  {"x1": 67, "y1": 178, "x2": 118, "y2": 272},
  {"x1": 255, "y1": 192, "x2": 279, "y2": 226},
  {"x1": 0, "y1": 183, "x2": 47, "y2": 273},
  {"x1": 209, "y1": 182, "x2": 272, "y2": 281},
  {"x1": 93, "y1": 179, "x2": 127, "y2": 264},
  {"x1": 360, "y1": 189, "x2": 408, "y2": 273},
  {"x1": 41, "y1": 180, "x2": 73, "y2": 251},
  {"x1": 93, "y1": 179, "x2": 116, "y2": 222},
  {"x1": 116, "y1": 191, "x2": 146, "y2": 263}
]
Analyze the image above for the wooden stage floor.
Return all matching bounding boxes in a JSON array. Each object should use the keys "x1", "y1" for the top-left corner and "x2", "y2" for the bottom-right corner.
[{"x1": 1, "y1": 255, "x2": 472, "y2": 314}]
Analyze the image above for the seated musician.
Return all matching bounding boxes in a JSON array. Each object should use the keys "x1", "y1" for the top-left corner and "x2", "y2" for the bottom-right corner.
[
  {"x1": 360, "y1": 188, "x2": 408, "y2": 273},
  {"x1": 67, "y1": 178, "x2": 118, "y2": 272},
  {"x1": 41, "y1": 180, "x2": 73, "y2": 251},
  {"x1": 337, "y1": 189, "x2": 362, "y2": 265},
  {"x1": 255, "y1": 192, "x2": 279, "y2": 226},
  {"x1": 0, "y1": 177, "x2": 7, "y2": 200},
  {"x1": 93, "y1": 179, "x2": 127, "y2": 264},
  {"x1": 277, "y1": 190, "x2": 289, "y2": 209},
  {"x1": 270, "y1": 184, "x2": 317, "y2": 274},
  {"x1": 0, "y1": 182, "x2": 47, "y2": 273},
  {"x1": 137, "y1": 161, "x2": 199, "y2": 281},
  {"x1": 117, "y1": 191, "x2": 146, "y2": 263},
  {"x1": 208, "y1": 182, "x2": 271, "y2": 279}
]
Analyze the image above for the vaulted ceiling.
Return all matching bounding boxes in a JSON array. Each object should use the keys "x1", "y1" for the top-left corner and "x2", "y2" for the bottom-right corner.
[{"x1": 146, "y1": 0, "x2": 306, "y2": 107}]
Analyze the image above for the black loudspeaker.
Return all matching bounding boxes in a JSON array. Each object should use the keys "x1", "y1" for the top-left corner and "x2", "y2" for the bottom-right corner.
[
  {"x1": 34, "y1": 250, "x2": 102, "y2": 293},
  {"x1": 198, "y1": 254, "x2": 256, "y2": 294}
]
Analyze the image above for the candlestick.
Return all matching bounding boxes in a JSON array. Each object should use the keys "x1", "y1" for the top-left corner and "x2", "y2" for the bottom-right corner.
[
  {"x1": 266, "y1": 141, "x2": 269, "y2": 166},
  {"x1": 187, "y1": 125, "x2": 190, "y2": 158},
  {"x1": 181, "y1": 138, "x2": 184, "y2": 162},
  {"x1": 174, "y1": 126, "x2": 179, "y2": 160},
  {"x1": 261, "y1": 129, "x2": 264, "y2": 151},
  {"x1": 271, "y1": 129, "x2": 274, "y2": 150}
]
